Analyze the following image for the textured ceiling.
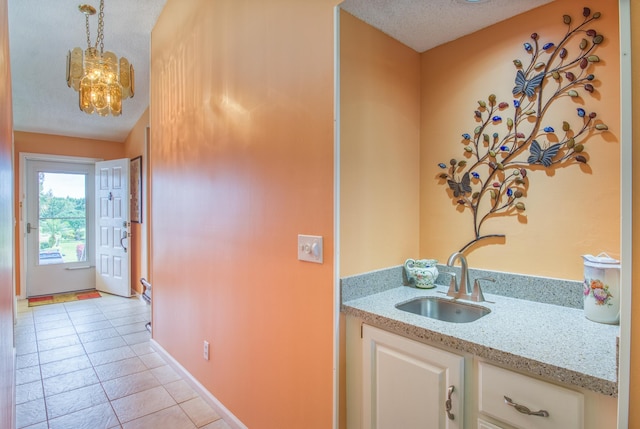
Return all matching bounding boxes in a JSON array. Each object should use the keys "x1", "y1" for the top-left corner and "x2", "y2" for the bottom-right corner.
[
  {"x1": 339, "y1": 0, "x2": 554, "y2": 53},
  {"x1": 8, "y1": 0, "x2": 553, "y2": 142},
  {"x1": 8, "y1": 0, "x2": 167, "y2": 142}
]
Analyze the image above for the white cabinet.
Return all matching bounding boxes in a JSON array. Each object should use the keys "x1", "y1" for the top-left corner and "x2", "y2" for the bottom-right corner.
[
  {"x1": 362, "y1": 324, "x2": 464, "y2": 429},
  {"x1": 477, "y1": 361, "x2": 584, "y2": 429},
  {"x1": 346, "y1": 316, "x2": 617, "y2": 429}
]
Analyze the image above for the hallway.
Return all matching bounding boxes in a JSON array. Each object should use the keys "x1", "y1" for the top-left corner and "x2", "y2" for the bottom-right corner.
[{"x1": 14, "y1": 293, "x2": 231, "y2": 429}]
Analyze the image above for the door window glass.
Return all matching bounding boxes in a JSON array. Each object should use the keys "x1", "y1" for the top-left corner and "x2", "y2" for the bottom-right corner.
[{"x1": 38, "y1": 172, "x2": 87, "y2": 265}]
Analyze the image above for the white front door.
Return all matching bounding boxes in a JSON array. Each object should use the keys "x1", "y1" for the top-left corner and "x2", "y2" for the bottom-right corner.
[
  {"x1": 95, "y1": 159, "x2": 132, "y2": 297},
  {"x1": 25, "y1": 160, "x2": 95, "y2": 297}
]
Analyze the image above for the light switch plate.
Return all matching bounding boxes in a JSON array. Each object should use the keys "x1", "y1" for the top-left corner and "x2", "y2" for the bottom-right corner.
[{"x1": 298, "y1": 235, "x2": 323, "y2": 263}]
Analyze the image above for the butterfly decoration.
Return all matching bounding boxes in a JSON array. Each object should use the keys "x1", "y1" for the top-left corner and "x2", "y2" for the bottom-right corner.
[
  {"x1": 512, "y1": 70, "x2": 545, "y2": 97},
  {"x1": 447, "y1": 172, "x2": 472, "y2": 197},
  {"x1": 527, "y1": 140, "x2": 562, "y2": 167}
]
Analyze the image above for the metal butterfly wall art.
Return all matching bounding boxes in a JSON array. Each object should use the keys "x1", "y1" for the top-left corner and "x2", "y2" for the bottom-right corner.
[
  {"x1": 436, "y1": 7, "x2": 609, "y2": 253},
  {"x1": 447, "y1": 172, "x2": 472, "y2": 197},
  {"x1": 512, "y1": 70, "x2": 545, "y2": 97},
  {"x1": 527, "y1": 140, "x2": 562, "y2": 167}
]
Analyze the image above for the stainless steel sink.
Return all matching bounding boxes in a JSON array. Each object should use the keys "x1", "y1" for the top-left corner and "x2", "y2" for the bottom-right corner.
[{"x1": 396, "y1": 296, "x2": 491, "y2": 323}]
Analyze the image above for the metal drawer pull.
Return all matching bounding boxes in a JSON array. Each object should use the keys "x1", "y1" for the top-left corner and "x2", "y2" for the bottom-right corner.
[
  {"x1": 504, "y1": 396, "x2": 550, "y2": 417},
  {"x1": 445, "y1": 385, "x2": 455, "y2": 420}
]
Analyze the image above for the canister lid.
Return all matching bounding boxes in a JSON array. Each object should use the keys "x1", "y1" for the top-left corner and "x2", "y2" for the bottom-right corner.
[{"x1": 582, "y1": 253, "x2": 620, "y2": 268}]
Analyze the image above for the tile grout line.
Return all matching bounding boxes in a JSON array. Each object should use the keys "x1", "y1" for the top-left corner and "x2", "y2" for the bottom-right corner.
[
  {"x1": 33, "y1": 305, "x2": 50, "y2": 428},
  {"x1": 78, "y1": 297, "x2": 163, "y2": 427},
  {"x1": 17, "y1": 295, "x2": 227, "y2": 429},
  {"x1": 92, "y1": 301, "x2": 125, "y2": 429}
]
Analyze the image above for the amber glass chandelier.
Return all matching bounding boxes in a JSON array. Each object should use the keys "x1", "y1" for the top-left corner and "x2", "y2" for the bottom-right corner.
[{"x1": 66, "y1": 0, "x2": 134, "y2": 116}]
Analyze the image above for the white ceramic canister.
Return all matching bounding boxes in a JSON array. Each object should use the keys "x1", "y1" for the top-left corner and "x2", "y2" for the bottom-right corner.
[{"x1": 582, "y1": 253, "x2": 620, "y2": 325}]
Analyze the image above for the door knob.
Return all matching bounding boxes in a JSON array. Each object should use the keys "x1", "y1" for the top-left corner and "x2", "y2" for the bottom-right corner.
[{"x1": 120, "y1": 230, "x2": 128, "y2": 253}]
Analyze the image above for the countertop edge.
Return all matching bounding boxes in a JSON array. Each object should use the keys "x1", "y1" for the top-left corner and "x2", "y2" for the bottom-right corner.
[{"x1": 342, "y1": 304, "x2": 618, "y2": 397}]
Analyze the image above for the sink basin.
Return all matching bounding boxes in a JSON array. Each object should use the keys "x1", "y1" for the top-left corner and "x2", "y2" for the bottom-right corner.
[{"x1": 396, "y1": 296, "x2": 491, "y2": 323}]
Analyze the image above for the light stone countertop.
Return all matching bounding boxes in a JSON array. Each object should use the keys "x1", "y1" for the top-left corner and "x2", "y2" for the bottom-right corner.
[{"x1": 342, "y1": 284, "x2": 619, "y2": 397}]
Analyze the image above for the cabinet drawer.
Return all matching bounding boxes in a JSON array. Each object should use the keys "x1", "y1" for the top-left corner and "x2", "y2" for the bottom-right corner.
[
  {"x1": 478, "y1": 362, "x2": 584, "y2": 429},
  {"x1": 478, "y1": 418, "x2": 505, "y2": 429}
]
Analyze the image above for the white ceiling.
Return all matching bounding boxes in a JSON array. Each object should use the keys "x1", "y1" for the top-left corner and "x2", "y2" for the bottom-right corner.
[
  {"x1": 7, "y1": 0, "x2": 552, "y2": 143},
  {"x1": 339, "y1": 0, "x2": 553, "y2": 53},
  {"x1": 8, "y1": 0, "x2": 167, "y2": 142}
]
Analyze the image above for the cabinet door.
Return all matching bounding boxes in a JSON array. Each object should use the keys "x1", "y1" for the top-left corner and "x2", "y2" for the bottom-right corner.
[{"x1": 363, "y1": 324, "x2": 464, "y2": 429}]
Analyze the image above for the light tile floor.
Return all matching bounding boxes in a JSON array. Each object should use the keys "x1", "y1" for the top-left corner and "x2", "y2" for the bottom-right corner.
[{"x1": 15, "y1": 293, "x2": 232, "y2": 429}]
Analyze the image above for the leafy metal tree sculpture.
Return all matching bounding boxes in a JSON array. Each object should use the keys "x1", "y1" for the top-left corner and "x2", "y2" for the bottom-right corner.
[{"x1": 438, "y1": 7, "x2": 609, "y2": 253}]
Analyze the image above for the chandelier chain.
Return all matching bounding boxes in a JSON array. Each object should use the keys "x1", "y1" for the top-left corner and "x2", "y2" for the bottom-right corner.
[
  {"x1": 97, "y1": 0, "x2": 105, "y2": 53},
  {"x1": 85, "y1": 13, "x2": 92, "y2": 48}
]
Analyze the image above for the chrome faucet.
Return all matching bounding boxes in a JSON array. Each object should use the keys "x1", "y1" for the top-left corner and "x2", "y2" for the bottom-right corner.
[
  {"x1": 446, "y1": 251, "x2": 494, "y2": 302},
  {"x1": 446, "y1": 252, "x2": 472, "y2": 299}
]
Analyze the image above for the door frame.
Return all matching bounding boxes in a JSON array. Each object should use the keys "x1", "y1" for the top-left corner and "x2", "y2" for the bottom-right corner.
[
  {"x1": 617, "y1": 0, "x2": 632, "y2": 426},
  {"x1": 18, "y1": 153, "x2": 102, "y2": 299}
]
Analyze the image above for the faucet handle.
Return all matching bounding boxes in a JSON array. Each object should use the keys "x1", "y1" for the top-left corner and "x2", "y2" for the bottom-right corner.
[
  {"x1": 446, "y1": 273, "x2": 458, "y2": 298},
  {"x1": 471, "y1": 277, "x2": 495, "y2": 302}
]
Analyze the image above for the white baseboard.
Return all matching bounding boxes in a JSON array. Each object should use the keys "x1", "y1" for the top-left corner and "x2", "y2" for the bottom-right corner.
[
  {"x1": 150, "y1": 339, "x2": 248, "y2": 429},
  {"x1": 13, "y1": 347, "x2": 17, "y2": 429}
]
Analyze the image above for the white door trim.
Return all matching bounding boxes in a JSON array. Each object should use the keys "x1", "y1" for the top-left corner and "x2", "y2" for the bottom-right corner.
[
  {"x1": 616, "y1": 0, "x2": 632, "y2": 426},
  {"x1": 18, "y1": 153, "x2": 102, "y2": 299},
  {"x1": 332, "y1": 7, "x2": 341, "y2": 429}
]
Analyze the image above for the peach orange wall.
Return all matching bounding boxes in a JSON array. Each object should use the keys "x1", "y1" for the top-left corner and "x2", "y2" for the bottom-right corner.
[
  {"x1": 0, "y1": 0, "x2": 14, "y2": 426},
  {"x1": 339, "y1": 10, "x2": 421, "y2": 277},
  {"x1": 420, "y1": 0, "x2": 620, "y2": 281},
  {"x1": 124, "y1": 109, "x2": 148, "y2": 160},
  {"x1": 124, "y1": 109, "x2": 149, "y2": 294},
  {"x1": 629, "y1": 1, "x2": 639, "y2": 426},
  {"x1": 14, "y1": 131, "x2": 124, "y2": 160},
  {"x1": 150, "y1": 0, "x2": 336, "y2": 427},
  {"x1": 13, "y1": 132, "x2": 125, "y2": 295}
]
